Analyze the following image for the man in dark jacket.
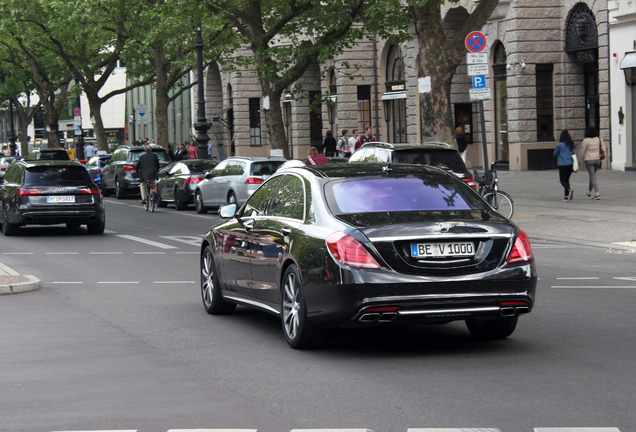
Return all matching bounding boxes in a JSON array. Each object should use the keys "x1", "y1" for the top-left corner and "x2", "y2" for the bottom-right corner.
[{"x1": 135, "y1": 145, "x2": 160, "y2": 203}]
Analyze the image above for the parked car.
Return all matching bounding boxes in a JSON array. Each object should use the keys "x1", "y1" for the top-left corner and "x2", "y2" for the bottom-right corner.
[
  {"x1": 100, "y1": 144, "x2": 171, "y2": 199},
  {"x1": 25, "y1": 148, "x2": 71, "y2": 161},
  {"x1": 0, "y1": 156, "x2": 17, "y2": 179},
  {"x1": 84, "y1": 154, "x2": 112, "y2": 185},
  {"x1": 349, "y1": 142, "x2": 477, "y2": 189},
  {"x1": 156, "y1": 159, "x2": 218, "y2": 210},
  {"x1": 278, "y1": 156, "x2": 349, "y2": 170},
  {"x1": 0, "y1": 160, "x2": 105, "y2": 235},
  {"x1": 199, "y1": 163, "x2": 536, "y2": 349},
  {"x1": 194, "y1": 156, "x2": 286, "y2": 213}
]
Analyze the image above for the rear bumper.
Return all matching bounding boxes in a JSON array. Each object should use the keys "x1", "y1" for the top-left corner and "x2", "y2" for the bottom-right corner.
[
  {"x1": 302, "y1": 263, "x2": 537, "y2": 327},
  {"x1": 15, "y1": 208, "x2": 105, "y2": 227}
]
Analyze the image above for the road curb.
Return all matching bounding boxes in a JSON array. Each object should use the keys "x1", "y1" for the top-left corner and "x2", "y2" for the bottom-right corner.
[{"x1": 0, "y1": 262, "x2": 41, "y2": 295}]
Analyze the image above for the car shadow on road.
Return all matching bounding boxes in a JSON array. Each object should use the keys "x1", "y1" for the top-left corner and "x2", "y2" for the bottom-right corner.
[{"x1": 6, "y1": 226, "x2": 101, "y2": 237}]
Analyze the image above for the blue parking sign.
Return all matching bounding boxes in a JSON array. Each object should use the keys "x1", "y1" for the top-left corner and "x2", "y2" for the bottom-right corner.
[{"x1": 472, "y1": 75, "x2": 486, "y2": 89}]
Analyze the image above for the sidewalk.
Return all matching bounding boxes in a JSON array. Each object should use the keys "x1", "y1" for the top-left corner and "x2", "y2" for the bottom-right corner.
[{"x1": 0, "y1": 168, "x2": 634, "y2": 295}]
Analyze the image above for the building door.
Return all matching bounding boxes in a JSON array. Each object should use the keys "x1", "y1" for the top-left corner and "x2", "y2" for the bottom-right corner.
[
  {"x1": 584, "y1": 62, "x2": 600, "y2": 132},
  {"x1": 454, "y1": 104, "x2": 473, "y2": 144},
  {"x1": 492, "y1": 42, "x2": 508, "y2": 164},
  {"x1": 309, "y1": 91, "x2": 323, "y2": 151}
]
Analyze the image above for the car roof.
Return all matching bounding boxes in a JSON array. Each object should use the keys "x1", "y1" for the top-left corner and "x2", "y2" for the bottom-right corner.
[
  {"x1": 361, "y1": 142, "x2": 455, "y2": 151},
  {"x1": 18, "y1": 159, "x2": 85, "y2": 168},
  {"x1": 225, "y1": 156, "x2": 286, "y2": 162},
  {"x1": 289, "y1": 162, "x2": 453, "y2": 181}
]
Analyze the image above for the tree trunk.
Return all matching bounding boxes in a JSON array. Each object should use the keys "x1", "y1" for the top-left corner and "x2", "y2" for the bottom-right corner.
[
  {"x1": 153, "y1": 43, "x2": 171, "y2": 152},
  {"x1": 410, "y1": 0, "x2": 500, "y2": 146},
  {"x1": 263, "y1": 88, "x2": 289, "y2": 158},
  {"x1": 35, "y1": 83, "x2": 68, "y2": 149},
  {"x1": 84, "y1": 90, "x2": 108, "y2": 152}
]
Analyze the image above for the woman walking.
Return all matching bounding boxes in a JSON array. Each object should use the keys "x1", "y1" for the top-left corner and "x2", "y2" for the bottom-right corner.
[
  {"x1": 553, "y1": 130, "x2": 576, "y2": 201},
  {"x1": 323, "y1": 129, "x2": 337, "y2": 157},
  {"x1": 578, "y1": 126, "x2": 606, "y2": 200}
]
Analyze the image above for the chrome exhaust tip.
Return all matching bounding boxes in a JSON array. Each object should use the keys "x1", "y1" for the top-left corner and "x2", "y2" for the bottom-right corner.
[
  {"x1": 378, "y1": 312, "x2": 397, "y2": 322},
  {"x1": 515, "y1": 306, "x2": 530, "y2": 315},
  {"x1": 500, "y1": 307, "x2": 516, "y2": 317},
  {"x1": 359, "y1": 313, "x2": 380, "y2": 323}
]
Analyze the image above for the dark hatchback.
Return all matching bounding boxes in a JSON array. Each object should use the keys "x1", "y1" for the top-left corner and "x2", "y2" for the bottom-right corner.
[
  {"x1": 0, "y1": 160, "x2": 105, "y2": 235},
  {"x1": 156, "y1": 159, "x2": 218, "y2": 210},
  {"x1": 200, "y1": 163, "x2": 536, "y2": 349}
]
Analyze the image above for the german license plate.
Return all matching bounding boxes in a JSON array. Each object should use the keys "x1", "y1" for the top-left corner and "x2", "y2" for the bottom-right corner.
[
  {"x1": 411, "y1": 241, "x2": 475, "y2": 258},
  {"x1": 47, "y1": 196, "x2": 75, "y2": 203}
]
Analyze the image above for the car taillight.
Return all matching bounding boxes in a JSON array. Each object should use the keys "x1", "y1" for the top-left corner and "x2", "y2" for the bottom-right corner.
[
  {"x1": 122, "y1": 165, "x2": 136, "y2": 172},
  {"x1": 18, "y1": 188, "x2": 42, "y2": 196},
  {"x1": 186, "y1": 177, "x2": 203, "y2": 184},
  {"x1": 245, "y1": 177, "x2": 264, "y2": 184},
  {"x1": 326, "y1": 232, "x2": 380, "y2": 269},
  {"x1": 79, "y1": 187, "x2": 101, "y2": 195},
  {"x1": 463, "y1": 178, "x2": 477, "y2": 190},
  {"x1": 507, "y1": 230, "x2": 533, "y2": 264},
  {"x1": 94, "y1": 169, "x2": 101, "y2": 174}
]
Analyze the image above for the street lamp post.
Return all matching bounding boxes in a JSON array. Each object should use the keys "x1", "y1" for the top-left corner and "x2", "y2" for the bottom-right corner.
[
  {"x1": 194, "y1": 23, "x2": 211, "y2": 160},
  {"x1": 74, "y1": 79, "x2": 85, "y2": 160}
]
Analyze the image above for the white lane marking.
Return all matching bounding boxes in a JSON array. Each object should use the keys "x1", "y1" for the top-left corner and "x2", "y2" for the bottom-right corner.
[
  {"x1": 552, "y1": 285, "x2": 636, "y2": 289},
  {"x1": 159, "y1": 235, "x2": 202, "y2": 246},
  {"x1": 291, "y1": 430, "x2": 372, "y2": 432},
  {"x1": 133, "y1": 251, "x2": 167, "y2": 255},
  {"x1": 535, "y1": 428, "x2": 620, "y2": 432},
  {"x1": 614, "y1": 276, "x2": 636, "y2": 281},
  {"x1": 90, "y1": 251, "x2": 124, "y2": 255},
  {"x1": 116, "y1": 234, "x2": 178, "y2": 249},
  {"x1": 53, "y1": 430, "x2": 137, "y2": 432},
  {"x1": 176, "y1": 251, "x2": 198, "y2": 254},
  {"x1": 556, "y1": 277, "x2": 599, "y2": 280},
  {"x1": 104, "y1": 229, "x2": 118, "y2": 233},
  {"x1": 51, "y1": 282, "x2": 84, "y2": 284},
  {"x1": 97, "y1": 281, "x2": 140, "y2": 284},
  {"x1": 409, "y1": 429, "x2": 500, "y2": 432},
  {"x1": 45, "y1": 252, "x2": 79, "y2": 255},
  {"x1": 169, "y1": 430, "x2": 257, "y2": 432},
  {"x1": 153, "y1": 281, "x2": 196, "y2": 284},
  {"x1": 2, "y1": 252, "x2": 34, "y2": 255}
]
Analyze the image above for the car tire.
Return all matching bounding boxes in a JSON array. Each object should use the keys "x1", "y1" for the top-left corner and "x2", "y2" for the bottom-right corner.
[
  {"x1": 195, "y1": 190, "x2": 207, "y2": 214},
  {"x1": 201, "y1": 245, "x2": 236, "y2": 314},
  {"x1": 86, "y1": 220, "x2": 105, "y2": 235},
  {"x1": 115, "y1": 178, "x2": 126, "y2": 199},
  {"x1": 174, "y1": 187, "x2": 187, "y2": 210},
  {"x1": 2, "y1": 209, "x2": 18, "y2": 236},
  {"x1": 156, "y1": 189, "x2": 167, "y2": 208},
  {"x1": 466, "y1": 316, "x2": 518, "y2": 340},
  {"x1": 100, "y1": 180, "x2": 111, "y2": 197},
  {"x1": 281, "y1": 264, "x2": 326, "y2": 349},
  {"x1": 227, "y1": 191, "x2": 237, "y2": 205}
]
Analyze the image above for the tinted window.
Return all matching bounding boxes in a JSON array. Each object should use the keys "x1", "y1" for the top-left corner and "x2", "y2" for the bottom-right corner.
[
  {"x1": 39, "y1": 151, "x2": 70, "y2": 161},
  {"x1": 242, "y1": 176, "x2": 284, "y2": 217},
  {"x1": 25, "y1": 166, "x2": 93, "y2": 186},
  {"x1": 268, "y1": 175, "x2": 304, "y2": 219},
  {"x1": 225, "y1": 161, "x2": 245, "y2": 176},
  {"x1": 186, "y1": 160, "x2": 216, "y2": 172},
  {"x1": 251, "y1": 161, "x2": 284, "y2": 177},
  {"x1": 327, "y1": 176, "x2": 483, "y2": 214},
  {"x1": 392, "y1": 150, "x2": 466, "y2": 172}
]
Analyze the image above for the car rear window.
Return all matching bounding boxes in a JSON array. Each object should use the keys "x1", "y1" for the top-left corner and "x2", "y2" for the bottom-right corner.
[
  {"x1": 129, "y1": 150, "x2": 171, "y2": 163},
  {"x1": 25, "y1": 166, "x2": 93, "y2": 186},
  {"x1": 327, "y1": 176, "x2": 484, "y2": 214},
  {"x1": 251, "y1": 161, "x2": 284, "y2": 177},
  {"x1": 39, "y1": 151, "x2": 70, "y2": 161},
  {"x1": 392, "y1": 150, "x2": 466, "y2": 172},
  {"x1": 187, "y1": 160, "x2": 217, "y2": 172}
]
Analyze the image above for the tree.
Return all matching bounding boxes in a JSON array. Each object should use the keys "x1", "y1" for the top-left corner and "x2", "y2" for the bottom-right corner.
[
  {"x1": 0, "y1": 70, "x2": 41, "y2": 155},
  {"x1": 409, "y1": 0, "x2": 499, "y2": 144},
  {"x1": 203, "y1": 0, "x2": 409, "y2": 158}
]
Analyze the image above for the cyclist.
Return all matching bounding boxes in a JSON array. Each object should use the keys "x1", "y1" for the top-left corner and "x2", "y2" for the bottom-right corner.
[{"x1": 135, "y1": 144, "x2": 160, "y2": 204}]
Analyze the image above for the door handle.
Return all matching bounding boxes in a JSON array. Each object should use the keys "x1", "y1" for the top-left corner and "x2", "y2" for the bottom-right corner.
[{"x1": 243, "y1": 218, "x2": 254, "y2": 231}]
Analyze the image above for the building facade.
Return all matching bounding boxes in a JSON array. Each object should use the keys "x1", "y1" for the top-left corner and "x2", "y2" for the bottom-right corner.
[{"x1": 180, "y1": 1, "x2": 614, "y2": 171}]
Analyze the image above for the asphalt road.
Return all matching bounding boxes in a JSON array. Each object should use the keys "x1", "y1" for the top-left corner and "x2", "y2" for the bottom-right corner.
[{"x1": 0, "y1": 193, "x2": 634, "y2": 432}]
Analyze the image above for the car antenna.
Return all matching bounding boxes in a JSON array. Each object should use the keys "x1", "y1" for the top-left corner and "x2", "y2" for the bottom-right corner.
[{"x1": 382, "y1": 163, "x2": 392, "y2": 174}]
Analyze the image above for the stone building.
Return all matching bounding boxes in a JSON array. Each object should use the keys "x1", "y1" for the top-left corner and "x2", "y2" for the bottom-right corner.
[{"x1": 165, "y1": 0, "x2": 613, "y2": 171}]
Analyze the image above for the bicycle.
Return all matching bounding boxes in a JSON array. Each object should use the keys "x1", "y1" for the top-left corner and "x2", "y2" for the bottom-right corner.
[
  {"x1": 473, "y1": 161, "x2": 514, "y2": 219},
  {"x1": 142, "y1": 178, "x2": 157, "y2": 213}
]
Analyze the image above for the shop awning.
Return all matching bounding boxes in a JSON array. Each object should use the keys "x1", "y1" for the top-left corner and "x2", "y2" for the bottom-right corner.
[
  {"x1": 620, "y1": 52, "x2": 636, "y2": 70},
  {"x1": 381, "y1": 91, "x2": 407, "y2": 101}
]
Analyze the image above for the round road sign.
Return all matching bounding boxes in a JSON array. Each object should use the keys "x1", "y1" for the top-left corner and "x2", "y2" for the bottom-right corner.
[
  {"x1": 465, "y1": 31, "x2": 487, "y2": 53},
  {"x1": 73, "y1": 107, "x2": 81, "y2": 117}
]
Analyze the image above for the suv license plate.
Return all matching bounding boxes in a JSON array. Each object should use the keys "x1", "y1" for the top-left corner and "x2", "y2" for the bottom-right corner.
[
  {"x1": 47, "y1": 196, "x2": 75, "y2": 203},
  {"x1": 411, "y1": 242, "x2": 475, "y2": 258}
]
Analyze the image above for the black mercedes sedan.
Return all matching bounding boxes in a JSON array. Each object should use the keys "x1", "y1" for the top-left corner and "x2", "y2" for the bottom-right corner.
[
  {"x1": 0, "y1": 160, "x2": 105, "y2": 235},
  {"x1": 200, "y1": 163, "x2": 536, "y2": 349},
  {"x1": 156, "y1": 159, "x2": 217, "y2": 210}
]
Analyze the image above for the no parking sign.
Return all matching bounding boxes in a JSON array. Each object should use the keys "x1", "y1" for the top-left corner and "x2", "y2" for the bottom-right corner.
[{"x1": 465, "y1": 31, "x2": 487, "y2": 53}]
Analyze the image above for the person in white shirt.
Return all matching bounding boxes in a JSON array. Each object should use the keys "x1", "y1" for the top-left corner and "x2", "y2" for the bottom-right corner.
[
  {"x1": 84, "y1": 143, "x2": 96, "y2": 158},
  {"x1": 348, "y1": 129, "x2": 359, "y2": 155}
]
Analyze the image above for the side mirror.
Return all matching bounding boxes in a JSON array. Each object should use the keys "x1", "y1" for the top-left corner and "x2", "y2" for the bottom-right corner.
[{"x1": 218, "y1": 203, "x2": 237, "y2": 219}]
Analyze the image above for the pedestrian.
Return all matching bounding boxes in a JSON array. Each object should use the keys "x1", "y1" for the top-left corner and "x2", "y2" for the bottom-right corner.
[
  {"x1": 2, "y1": 145, "x2": 11, "y2": 156},
  {"x1": 207, "y1": 142, "x2": 214, "y2": 159},
  {"x1": 348, "y1": 129, "x2": 359, "y2": 155},
  {"x1": 323, "y1": 129, "x2": 337, "y2": 157},
  {"x1": 578, "y1": 126, "x2": 606, "y2": 200},
  {"x1": 553, "y1": 129, "x2": 577, "y2": 201},
  {"x1": 356, "y1": 127, "x2": 376, "y2": 150},
  {"x1": 84, "y1": 142, "x2": 97, "y2": 158},
  {"x1": 135, "y1": 144, "x2": 160, "y2": 204},
  {"x1": 187, "y1": 140, "x2": 198, "y2": 160},
  {"x1": 455, "y1": 124, "x2": 468, "y2": 163},
  {"x1": 173, "y1": 144, "x2": 186, "y2": 161},
  {"x1": 336, "y1": 130, "x2": 350, "y2": 158},
  {"x1": 305, "y1": 146, "x2": 330, "y2": 165}
]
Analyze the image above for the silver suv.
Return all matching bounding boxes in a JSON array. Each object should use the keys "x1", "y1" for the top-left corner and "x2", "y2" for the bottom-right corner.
[{"x1": 194, "y1": 156, "x2": 285, "y2": 213}]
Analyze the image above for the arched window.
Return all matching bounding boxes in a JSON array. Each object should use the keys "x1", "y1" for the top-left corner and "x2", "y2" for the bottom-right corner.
[{"x1": 384, "y1": 45, "x2": 406, "y2": 143}]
